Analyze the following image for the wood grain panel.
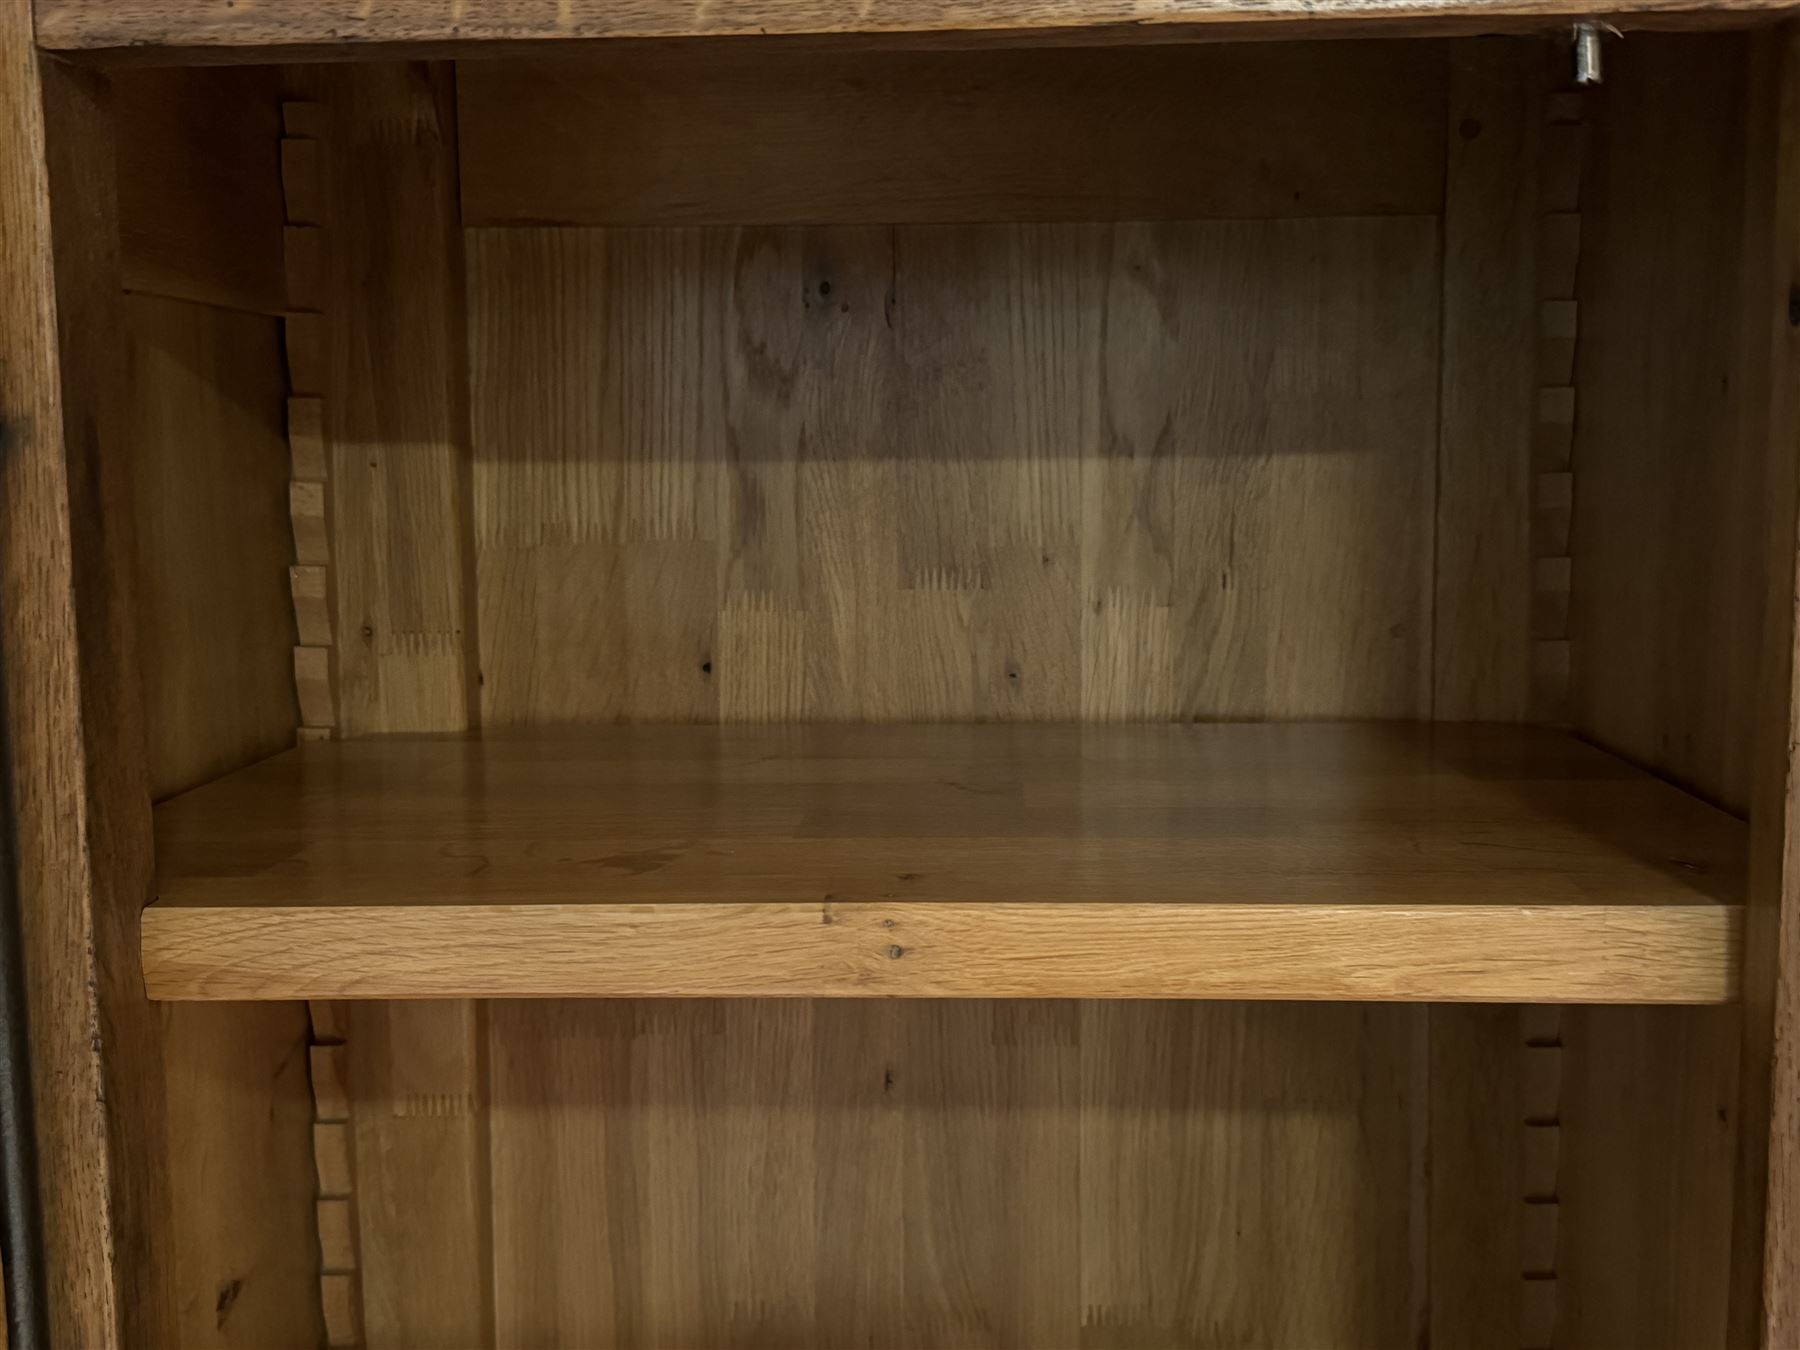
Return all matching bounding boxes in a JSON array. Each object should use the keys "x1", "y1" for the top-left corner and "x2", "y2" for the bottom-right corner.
[
  {"x1": 468, "y1": 220, "x2": 1439, "y2": 723},
  {"x1": 307, "y1": 62, "x2": 479, "y2": 736},
  {"x1": 1557, "y1": 1005, "x2": 1739, "y2": 1347},
  {"x1": 489, "y1": 1001, "x2": 819, "y2": 1347},
  {"x1": 1570, "y1": 31, "x2": 1761, "y2": 814},
  {"x1": 1079, "y1": 1001, "x2": 1414, "y2": 1347},
  {"x1": 0, "y1": 50, "x2": 172, "y2": 1346},
  {"x1": 143, "y1": 724, "x2": 1744, "y2": 1002},
  {"x1": 109, "y1": 61, "x2": 327, "y2": 1350},
  {"x1": 162, "y1": 1003, "x2": 322, "y2": 1350},
  {"x1": 457, "y1": 42, "x2": 1445, "y2": 226},
  {"x1": 346, "y1": 1000, "x2": 492, "y2": 1348},
  {"x1": 1427, "y1": 1006, "x2": 1527, "y2": 1348},
  {"x1": 483, "y1": 999, "x2": 1414, "y2": 1346},
  {"x1": 113, "y1": 66, "x2": 285, "y2": 314},
  {"x1": 144, "y1": 897, "x2": 1739, "y2": 1002},
  {"x1": 126, "y1": 293, "x2": 321, "y2": 1350},
  {"x1": 128, "y1": 295, "x2": 297, "y2": 799},
  {"x1": 152, "y1": 721, "x2": 1744, "y2": 911},
  {"x1": 1730, "y1": 24, "x2": 1800, "y2": 1349},
  {"x1": 34, "y1": 0, "x2": 1800, "y2": 56},
  {"x1": 1565, "y1": 32, "x2": 1768, "y2": 1345},
  {"x1": 1434, "y1": 40, "x2": 1539, "y2": 722}
]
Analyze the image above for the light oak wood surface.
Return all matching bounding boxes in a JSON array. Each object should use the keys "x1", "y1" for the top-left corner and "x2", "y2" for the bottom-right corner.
[
  {"x1": 442, "y1": 66, "x2": 1572, "y2": 1332},
  {"x1": 109, "y1": 68, "x2": 327, "y2": 1349},
  {"x1": 144, "y1": 723, "x2": 1742, "y2": 1002},
  {"x1": 78, "y1": 36, "x2": 1771, "y2": 1340},
  {"x1": 441, "y1": 56, "x2": 1559, "y2": 1340},
  {"x1": 468, "y1": 219, "x2": 1442, "y2": 724},
  {"x1": 479, "y1": 997, "x2": 1422, "y2": 1347}
]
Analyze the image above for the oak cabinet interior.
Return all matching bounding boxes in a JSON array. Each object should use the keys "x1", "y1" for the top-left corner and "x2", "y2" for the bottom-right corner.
[{"x1": 66, "y1": 25, "x2": 1784, "y2": 1348}]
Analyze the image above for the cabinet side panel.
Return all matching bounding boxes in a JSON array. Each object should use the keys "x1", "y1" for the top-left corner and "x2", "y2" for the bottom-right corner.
[
  {"x1": 113, "y1": 67, "x2": 287, "y2": 317},
  {"x1": 1558, "y1": 1005, "x2": 1740, "y2": 1348},
  {"x1": 1728, "y1": 22, "x2": 1800, "y2": 1350},
  {"x1": 115, "y1": 69, "x2": 324, "y2": 1350},
  {"x1": 159, "y1": 1003, "x2": 321, "y2": 1350},
  {"x1": 1570, "y1": 32, "x2": 1760, "y2": 814},
  {"x1": 127, "y1": 295, "x2": 298, "y2": 800},
  {"x1": 125, "y1": 296, "x2": 321, "y2": 1338},
  {"x1": 1564, "y1": 31, "x2": 1763, "y2": 1346},
  {"x1": 0, "y1": 51, "x2": 171, "y2": 1346}
]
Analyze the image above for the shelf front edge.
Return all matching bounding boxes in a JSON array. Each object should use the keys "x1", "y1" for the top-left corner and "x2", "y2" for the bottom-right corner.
[{"x1": 140, "y1": 899, "x2": 1743, "y2": 1003}]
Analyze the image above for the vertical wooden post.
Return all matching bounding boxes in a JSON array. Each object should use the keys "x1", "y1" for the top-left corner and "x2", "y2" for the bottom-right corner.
[{"x1": 0, "y1": 21, "x2": 171, "y2": 1350}]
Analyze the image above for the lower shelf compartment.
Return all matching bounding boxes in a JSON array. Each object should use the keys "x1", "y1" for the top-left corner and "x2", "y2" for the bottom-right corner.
[{"x1": 143, "y1": 722, "x2": 1744, "y2": 1003}]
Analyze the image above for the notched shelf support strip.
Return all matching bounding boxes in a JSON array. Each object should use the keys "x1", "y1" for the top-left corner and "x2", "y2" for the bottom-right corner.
[
  {"x1": 1531, "y1": 76, "x2": 1584, "y2": 726},
  {"x1": 310, "y1": 1000, "x2": 362, "y2": 1349},
  {"x1": 1521, "y1": 1004, "x2": 1563, "y2": 1350},
  {"x1": 282, "y1": 97, "x2": 360, "y2": 1345},
  {"x1": 1520, "y1": 64, "x2": 1585, "y2": 1350},
  {"x1": 283, "y1": 99, "x2": 337, "y2": 744}
]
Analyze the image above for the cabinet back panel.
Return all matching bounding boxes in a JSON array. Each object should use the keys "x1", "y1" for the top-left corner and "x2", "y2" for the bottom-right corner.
[
  {"x1": 305, "y1": 62, "x2": 480, "y2": 738},
  {"x1": 477, "y1": 999, "x2": 1416, "y2": 1348},
  {"x1": 468, "y1": 219, "x2": 1440, "y2": 723},
  {"x1": 457, "y1": 41, "x2": 1447, "y2": 227}
]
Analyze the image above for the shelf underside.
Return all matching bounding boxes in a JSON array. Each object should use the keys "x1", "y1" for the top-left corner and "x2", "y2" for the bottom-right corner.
[{"x1": 144, "y1": 723, "x2": 1743, "y2": 1002}]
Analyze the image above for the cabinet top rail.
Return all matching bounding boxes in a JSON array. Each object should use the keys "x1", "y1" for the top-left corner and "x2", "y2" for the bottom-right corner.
[{"x1": 35, "y1": 0, "x2": 1799, "y2": 60}]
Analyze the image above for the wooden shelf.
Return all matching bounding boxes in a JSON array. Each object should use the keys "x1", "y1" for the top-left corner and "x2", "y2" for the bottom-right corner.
[{"x1": 143, "y1": 723, "x2": 1743, "y2": 1003}]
